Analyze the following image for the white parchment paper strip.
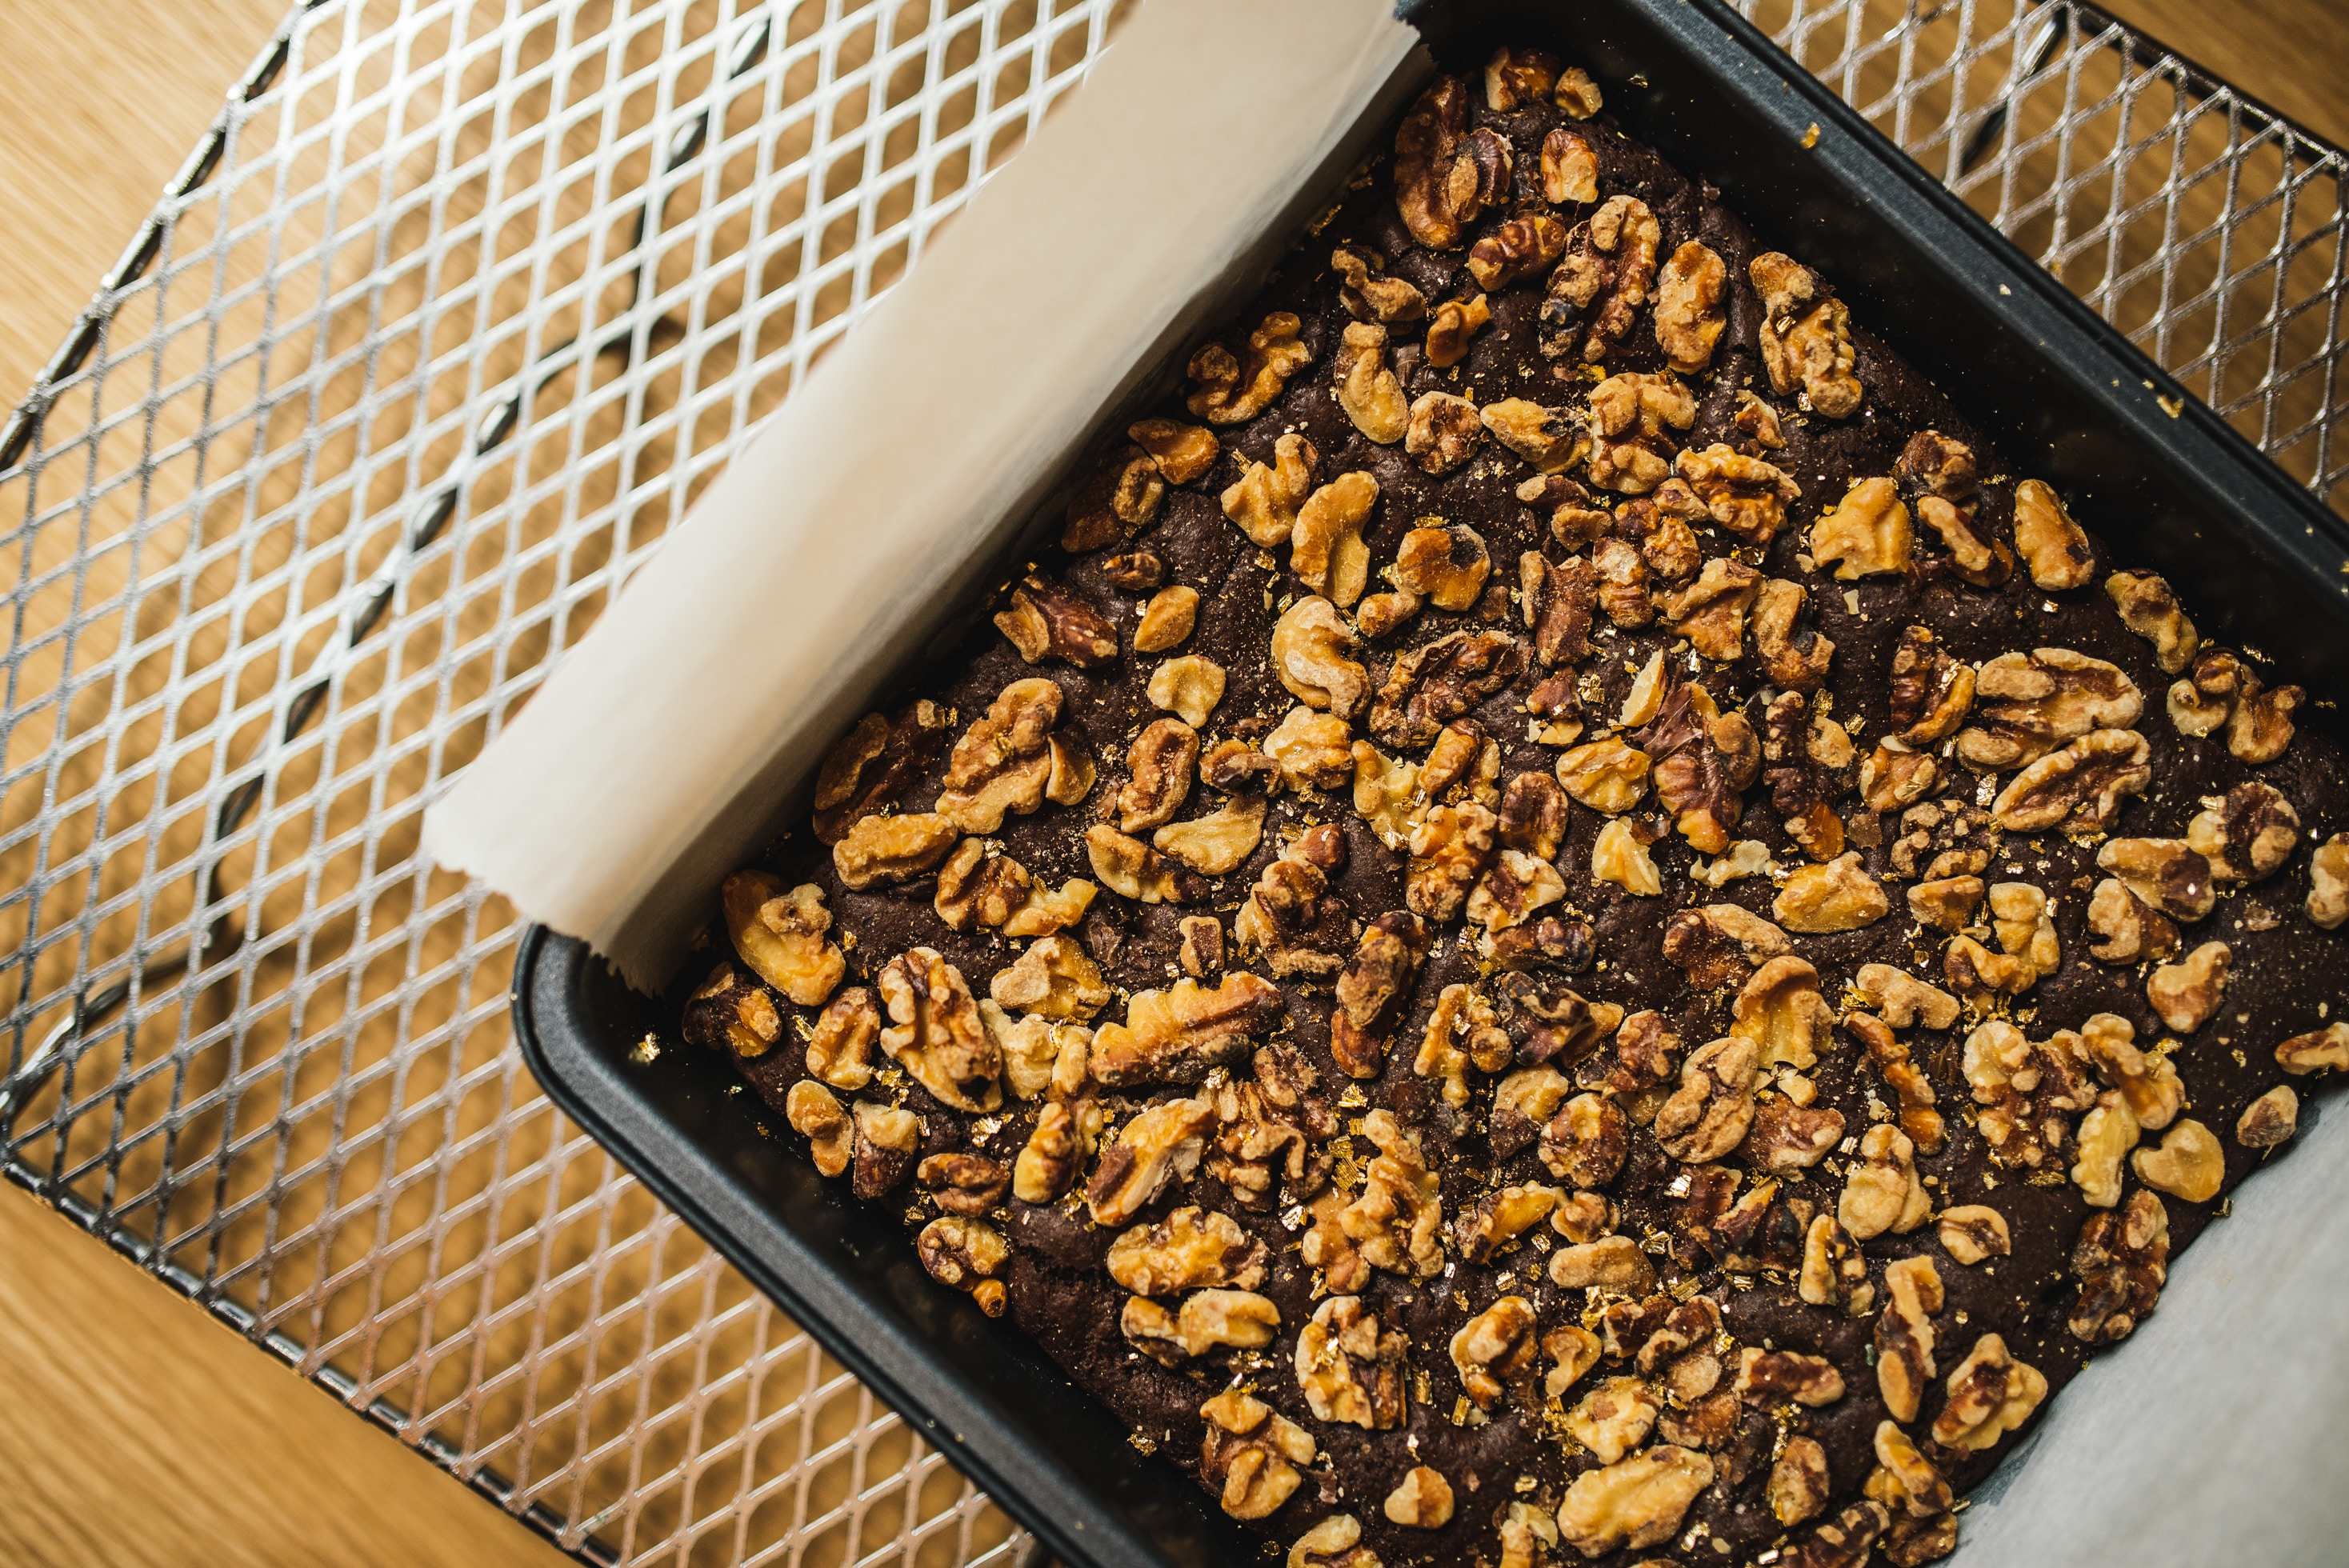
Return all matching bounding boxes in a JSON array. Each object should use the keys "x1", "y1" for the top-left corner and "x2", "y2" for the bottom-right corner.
[{"x1": 424, "y1": 0, "x2": 1419, "y2": 987}]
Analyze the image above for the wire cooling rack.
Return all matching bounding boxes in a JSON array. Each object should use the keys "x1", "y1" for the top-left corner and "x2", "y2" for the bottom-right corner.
[{"x1": 2, "y1": 0, "x2": 2342, "y2": 1562}]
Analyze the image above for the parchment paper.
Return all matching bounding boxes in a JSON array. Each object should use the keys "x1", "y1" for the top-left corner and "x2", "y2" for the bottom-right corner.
[
  {"x1": 426, "y1": 2, "x2": 2345, "y2": 1560},
  {"x1": 423, "y1": 0, "x2": 1421, "y2": 988}
]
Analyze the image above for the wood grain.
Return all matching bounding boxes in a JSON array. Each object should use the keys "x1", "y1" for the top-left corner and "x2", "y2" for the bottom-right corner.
[{"x1": 0, "y1": 3, "x2": 2338, "y2": 1568}]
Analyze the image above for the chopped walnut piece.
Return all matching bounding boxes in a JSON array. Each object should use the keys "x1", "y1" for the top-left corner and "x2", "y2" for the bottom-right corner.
[
  {"x1": 1751, "y1": 251, "x2": 1863, "y2": 417},
  {"x1": 2106, "y1": 570, "x2": 2199, "y2": 674},
  {"x1": 1799, "y1": 1214, "x2": 1875, "y2": 1314},
  {"x1": 833, "y1": 811, "x2": 960, "y2": 890},
  {"x1": 1011, "y1": 1098, "x2": 1097, "y2": 1203},
  {"x1": 1199, "y1": 1389, "x2": 1316, "y2": 1520},
  {"x1": 2281, "y1": 1022, "x2": 2349, "y2": 1080},
  {"x1": 1206, "y1": 1044, "x2": 1333, "y2": 1211},
  {"x1": 1750, "y1": 577, "x2": 1835, "y2": 691},
  {"x1": 1735, "y1": 1348, "x2": 1846, "y2": 1407},
  {"x1": 2095, "y1": 836, "x2": 2215, "y2": 923},
  {"x1": 1662, "y1": 903, "x2": 1792, "y2": 989},
  {"x1": 1543, "y1": 195, "x2": 1663, "y2": 364},
  {"x1": 1520, "y1": 554, "x2": 1595, "y2": 674},
  {"x1": 1423, "y1": 292, "x2": 1492, "y2": 368},
  {"x1": 1771, "y1": 1437, "x2": 1832, "y2": 1528},
  {"x1": 1451, "y1": 1294, "x2": 1541, "y2": 1410},
  {"x1": 1655, "y1": 1034, "x2": 1759, "y2": 1162},
  {"x1": 1145, "y1": 654, "x2": 1225, "y2": 729},
  {"x1": 1935, "y1": 1203, "x2": 2011, "y2": 1265},
  {"x1": 2010, "y1": 478, "x2": 2095, "y2": 590},
  {"x1": 1539, "y1": 1093, "x2": 1629, "y2": 1188},
  {"x1": 1406, "y1": 800, "x2": 1497, "y2": 923},
  {"x1": 1126, "y1": 416, "x2": 1219, "y2": 485},
  {"x1": 1584, "y1": 370, "x2": 1695, "y2": 493},
  {"x1": 1383, "y1": 1465, "x2": 1455, "y2": 1530},
  {"x1": 1555, "y1": 1446, "x2": 1714, "y2": 1558},
  {"x1": 933, "y1": 839, "x2": 1031, "y2": 932},
  {"x1": 1481, "y1": 398, "x2": 1587, "y2": 473},
  {"x1": 1186, "y1": 312, "x2": 1311, "y2": 426},
  {"x1": 1271, "y1": 595, "x2": 1367, "y2": 716},
  {"x1": 1885, "y1": 626, "x2": 1975, "y2": 747},
  {"x1": 1236, "y1": 823, "x2": 1355, "y2": 977},
  {"x1": 1336, "y1": 1110, "x2": 1445, "y2": 1279},
  {"x1": 1121, "y1": 1288, "x2": 1279, "y2": 1365},
  {"x1": 1991, "y1": 727, "x2": 2151, "y2": 833},
  {"x1": 989, "y1": 934, "x2": 1110, "y2": 1022},
  {"x1": 876, "y1": 949, "x2": 1003, "y2": 1113},
  {"x1": 2147, "y1": 940, "x2": 2230, "y2": 1034},
  {"x1": 1061, "y1": 444, "x2": 1164, "y2": 552},
  {"x1": 1556, "y1": 736, "x2": 1651, "y2": 814},
  {"x1": 1290, "y1": 1514, "x2": 1379, "y2": 1568},
  {"x1": 1414, "y1": 982, "x2": 1511, "y2": 1106},
  {"x1": 1555, "y1": 62, "x2": 1604, "y2": 115},
  {"x1": 2076, "y1": 1012, "x2": 2182, "y2": 1134},
  {"x1": 1906, "y1": 874, "x2": 1983, "y2": 933},
  {"x1": 1566, "y1": 1374, "x2": 1660, "y2": 1463},
  {"x1": 1874, "y1": 1254, "x2": 1944, "y2": 1423},
  {"x1": 1154, "y1": 794, "x2": 1269, "y2": 876},
  {"x1": 2067, "y1": 1190, "x2": 2168, "y2": 1344},
  {"x1": 2238, "y1": 1084, "x2": 2299, "y2": 1147},
  {"x1": 1405, "y1": 391, "x2": 1484, "y2": 474},
  {"x1": 1591, "y1": 535, "x2": 1651, "y2": 627},
  {"x1": 1392, "y1": 78, "x2": 1506, "y2": 250},
  {"x1": 2311, "y1": 835, "x2": 2349, "y2": 927},
  {"x1": 1963, "y1": 1018, "x2": 2100, "y2": 1170},
  {"x1": 805, "y1": 987, "x2": 880, "y2": 1089},
  {"x1": 1297, "y1": 1241, "x2": 1411, "y2": 1373},
  {"x1": 995, "y1": 574, "x2": 1118, "y2": 668},
  {"x1": 914, "y1": 1217, "x2": 1009, "y2": 1315},
  {"x1": 1223, "y1": 431, "x2": 1316, "y2": 546},
  {"x1": 1931, "y1": 1336, "x2": 2048, "y2": 1459},
  {"x1": 682, "y1": 962, "x2": 782, "y2": 1059},
  {"x1": 850, "y1": 1099, "x2": 920, "y2": 1201},
  {"x1": 1468, "y1": 848, "x2": 1567, "y2": 935},
  {"x1": 1330, "y1": 911, "x2": 1433, "y2": 1078},
  {"x1": 1114, "y1": 718, "x2": 1198, "y2": 832},
  {"x1": 1775, "y1": 852, "x2": 1891, "y2": 934},
  {"x1": 2166, "y1": 645, "x2": 2244, "y2": 738},
  {"x1": 1548, "y1": 1234, "x2": 1657, "y2": 1293},
  {"x1": 1658, "y1": 556, "x2": 1761, "y2": 662},
  {"x1": 1091, "y1": 972, "x2": 1282, "y2": 1087},
  {"x1": 938, "y1": 677, "x2": 1065, "y2": 834},
  {"x1": 1840, "y1": 1121, "x2": 1932, "y2": 1242},
  {"x1": 1955, "y1": 646, "x2": 2140, "y2": 771},
  {"x1": 1730, "y1": 955, "x2": 1835, "y2": 1070},
  {"x1": 1742, "y1": 1098, "x2": 1847, "y2": 1174},
  {"x1": 1393, "y1": 523, "x2": 1493, "y2": 610},
  {"x1": 1083, "y1": 1096, "x2": 1216, "y2": 1225},
  {"x1": 1454, "y1": 1183, "x2": 1563, "y2": 1266},
  {"x1": 1651, "y1": 240, "x2": 1729, "y2": 374},
  {"x1": 784, "y1": 1081, "x2": 851, "y2": 1177},
  {"x1": 2069, "y1": 1090, "x2": 2140, "y2": 1209},
  {"x1": 1333, "y1": 323, "x2": 1409, "y2": 446},
  {"x1": 1591, "y1": 815, "x2": 1664, "y2": 896},
  {"x1": 978, "y1": 1005, "x2": 1086, "y2": 1101},
  {"x1": 2230, "y1": 674, "x2": 2303, "y2": 764},
  {"x1": 1083, "y1": 824, "x2": 1184, "y2": 904},
  {"x1": 2133, "y1": 1117, "x2": 2223, "y2": 1202},
  {"x1": 1916, "y1": 492, "x2": 2014, "y2": 587},
  {"x1": 1543, "y1": 1324, "x2": 1603, "y2": 1401},
  {"x1": 1848, "y1": 1010, "x2": 1943, "y2": 1153},
  {"x1": 1867, "y1": 1421, "x2": 1952, "y2": 1522},
  {"x1": 1255, "y1": 706, "x2": 1349, "y2": 792},
  {"x1": 1133, "y1": 585, "x2": 1200, "y2": 654},
  {"x1": 1331, "y1": 245, "x2": 1427, "y2": 325},
  {"x1": 2187, "y1": 780, "x2": 2298, "y2": 883},
  {"x1": 1106, "y1": 1205, "x2": 1268, "y2": 1296},
  {"x1": 1783, "y1": 1502, "x2": 1895, "y2": 1568},
  {"x1": 1099, "y1": 550, "x2": 1163, "y2": 593},
  {"x1": 1540, "y1": 125, "x2": 1598, "y2": 203},
  {"x1": 1468, "y1": 211, "x2": 1571, "y2": 293},
  {"x1": 811, "y1": 700, "x2": 952, "y2": 844},
  {"x1": 1854, "y1": 964, "x2": 1960, "y2": 1031},
  {"x1": 1674, "y1": 443, "x2": 1799, "y2": 544},
  {"x1": 1371, "y1": 627, "x2": 1523, "y2": 749},
  {"x1": 1810, "y1": 476, "x2": 1912, "y2": 578}
]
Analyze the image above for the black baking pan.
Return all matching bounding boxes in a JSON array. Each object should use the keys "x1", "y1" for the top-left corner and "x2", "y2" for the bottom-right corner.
[{"x1": 511, "y1": 2, "x2": 2349, "y2": 1566}]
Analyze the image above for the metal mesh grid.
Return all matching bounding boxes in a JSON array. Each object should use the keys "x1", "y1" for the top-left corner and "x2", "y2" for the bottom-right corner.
[{"x1": 1, "y1": 0, "x2": 2339, "y2": 1562}]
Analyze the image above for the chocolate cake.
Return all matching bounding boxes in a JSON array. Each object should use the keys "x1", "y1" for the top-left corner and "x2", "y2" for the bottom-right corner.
[{"x1": 675, "y1": 43, "x2": 2349, "y2": 1568}]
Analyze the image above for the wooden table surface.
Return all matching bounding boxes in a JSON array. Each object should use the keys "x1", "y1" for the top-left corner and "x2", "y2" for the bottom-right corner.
[{"x1": 0, "y1": 3, "x2": 2340, "y2": 1566}]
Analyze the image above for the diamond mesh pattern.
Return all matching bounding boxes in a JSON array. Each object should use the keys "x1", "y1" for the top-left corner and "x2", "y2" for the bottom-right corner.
[{"x1": 1, "y1": 1, "x2": 2340, "y2": 1563}]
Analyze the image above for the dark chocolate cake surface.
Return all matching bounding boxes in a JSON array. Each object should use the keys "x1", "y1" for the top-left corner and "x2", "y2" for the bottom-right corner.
[{"x1": 674, "y1": 44, "x2": 2349, "y2": 1568}]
